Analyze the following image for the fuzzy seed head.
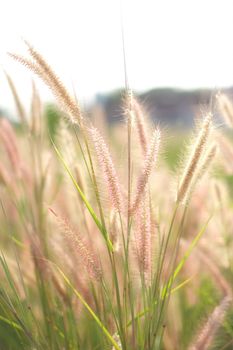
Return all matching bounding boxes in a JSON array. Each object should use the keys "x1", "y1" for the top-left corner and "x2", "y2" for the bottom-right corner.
[
  {"x1": 132, "y1": 96, "x2": 149, "y2": 155},
  {"x1": 135, "y1": 192, "x2": 152, "y2": 284},
  {"x1": 50, "y1": 209, "x2": 102, "y2": 282},
  {"x1": 177, "y1": 114, "x2": 212, "y2": 203},
  {"x1": 131, "y1": 128, "x2": 160, "y2": 214},
  {"x1": 109, "y1": 211, "x2": 121, "y2": 252},
  {"x1": 90, "y1": 127, "x2": 123, "y2": 213},
  {"x1": 189, "y1": 296, "x2": 232, "y2": 350},
  {"x1": 9, "y1": 42, "x2": 83, "y2": 125}
]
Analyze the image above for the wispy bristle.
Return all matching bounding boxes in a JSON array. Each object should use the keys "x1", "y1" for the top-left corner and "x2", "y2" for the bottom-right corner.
[
  {"x1": 90, "y1": 127, "x2": 123, "y2": 213},
  {"x1": 132, "y1": 96, "x2": 149, "y2": 155},
  {"x1": 49, "y1": 208, "x2": 102, "y2": 282},
  {"x1": 109, "y1": 211, "x2": 121, "y2": 252},
  {"x1": 177, "y1": 114, "x2": 212, "y2": 203},
  {"x1": 9, "y1": 42, "x2": 82, "y2": 125},
  {"x1": 124, "y1": 89, "x2": 135, "y2": 129},
  {"x1": 125, "y1": 88, "x2": 133, "y2": 111},
  {"x1": 25, "y1": 41, "x2": 82, "y2": 122},
  {"x1": 188, "y1": 296, "x2": 232, "y2": 350},
  {"x1": 198, "y1": 143, "x2": 217, "y2": 178},
  {"x1": 181, "y1": 238, "x2": 232, "y2": 297},
  {"x1": 185, "y1": 143, "x2": 217, "y2": 201},
  {"x1": 135, "y1": 191, "x2": 152, "y2": 284},
  {"x1": 130, "y1": 128, "x2": 161, "y2": 214}
]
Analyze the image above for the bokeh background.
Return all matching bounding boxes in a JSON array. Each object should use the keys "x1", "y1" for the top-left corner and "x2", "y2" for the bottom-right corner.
[{"x1": 1, "y1": 0, "x2": 233, "y2": 126}]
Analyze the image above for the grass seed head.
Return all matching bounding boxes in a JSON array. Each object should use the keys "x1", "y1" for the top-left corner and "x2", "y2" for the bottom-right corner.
[{"x1": 177, "y1": 113, "x2": 212, "y2": 203}]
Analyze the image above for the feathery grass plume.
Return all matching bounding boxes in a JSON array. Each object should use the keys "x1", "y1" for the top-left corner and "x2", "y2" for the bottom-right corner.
[
  {"x1": 197, "y1": 247, "x2": 232, "y2": 297},
  {"x1": 186, "y1": 143, "x2": 217, "y2": 200},
  {"x1": 49, "y1": 233, "x2": 94, "y2": 308},
  {"x1": 124, "y1": 88, "x2": 135, "y2": 127},
  {"x1": 0, "y1": 118, "x2": 21, "y2": 176},
  {"x1": 217, "y1": 93, "x2": 233, "y2": 128},
  {"x1": 49, "y1": 208, "x2": 102, "y2": 282},
  {"x1": 124, "y1": 88, "x2": 133, "y2": 111},
  {"x1": 9, "y1": 42, "x2": 82, "y2": 125},
  {"x1": 130, "y1": 128, "x2": 161, "y2": 214},
  {"x1": 109, "y1": 210, "x2": 121, "y2": 252},
  {"x1": 4, "y1": 71, "x2": 27, "y2": 125},
  {"x1": 180, "y1": 239, "x2": 232, "y2": 297},
  {"x1": 90, "y1": 126, "x2": 123, "y2": 213},
  {"x1": 188, "y1": 296, "x2": 232, "y2": 350},
  {"x1": 198, "y1": 143, "x2": 217, "y2": 176},
  {"x1": 132, "y1": 96, "x2": 149, "y2": 155},
  {"x1": 177, "y1": 113, "x2": 212, "y2": 203},
  {"x1": 135, "y1": 191, "x2": 152, "y2": 284}
]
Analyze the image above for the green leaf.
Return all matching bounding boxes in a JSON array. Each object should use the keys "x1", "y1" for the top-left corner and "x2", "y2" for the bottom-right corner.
[
  {"x1": 0, "y1": 314, "x2": 23, "y2": 332},
  {"x1": 56, "y1": 265, "x2": 121, "y2": 350},
  {"x1": 127, "y1": 276, "x2": 193, "y2": 327},
  {"x1": 162, "y1": 216, "x2": 211, "y2": 298}
]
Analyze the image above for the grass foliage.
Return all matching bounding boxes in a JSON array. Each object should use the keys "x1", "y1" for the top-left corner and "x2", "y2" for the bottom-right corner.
[{"x1": 0, "y1": 43, "x2": 232, "y2": 349}]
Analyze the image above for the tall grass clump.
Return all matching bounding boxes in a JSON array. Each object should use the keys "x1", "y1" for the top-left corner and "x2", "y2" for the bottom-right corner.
[{"x1": 0, "y1": 42, "x2": 232, "y2": 350}]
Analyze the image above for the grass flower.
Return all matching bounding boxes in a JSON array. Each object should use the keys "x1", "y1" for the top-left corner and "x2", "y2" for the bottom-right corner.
[
  {"x1": 90, "y1": 126, "x2": 123, "y2": 214},
  {"x1": 130, "y1": 128, "x2": 161, "y2": 214},
  {"x1": 177, "y1": 114, "x2": 212, "y2": 203}
]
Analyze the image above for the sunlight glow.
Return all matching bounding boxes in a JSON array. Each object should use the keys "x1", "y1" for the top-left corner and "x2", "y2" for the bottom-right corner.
[{"x1": 0, "y1": 0, "x2": 233, "y2": 111}]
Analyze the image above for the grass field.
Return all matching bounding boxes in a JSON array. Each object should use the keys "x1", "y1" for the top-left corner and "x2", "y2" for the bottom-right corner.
[{"x1": 0, "y1": 42, "x2": 233, "y2": 350}]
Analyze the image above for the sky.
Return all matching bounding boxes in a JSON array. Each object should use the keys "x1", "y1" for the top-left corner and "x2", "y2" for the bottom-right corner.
[{"x1": 1, "y1": 0, "x2": 233, "y2": 113}]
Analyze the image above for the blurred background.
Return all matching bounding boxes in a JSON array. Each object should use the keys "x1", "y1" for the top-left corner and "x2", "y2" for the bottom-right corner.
[{"x1": 1, "y1": 0, "x2": 233, "y2": 127}]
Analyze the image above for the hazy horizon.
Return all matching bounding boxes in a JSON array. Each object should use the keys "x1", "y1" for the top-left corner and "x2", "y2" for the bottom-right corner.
[{"x1": 1, "y1": 0, "x2": 233, "y2": 115}]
